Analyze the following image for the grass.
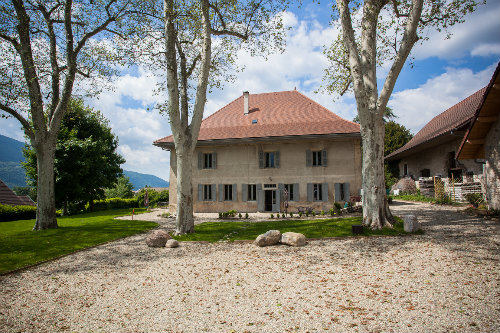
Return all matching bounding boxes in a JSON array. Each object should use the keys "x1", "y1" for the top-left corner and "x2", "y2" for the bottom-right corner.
[
  {"x1": 174, "y1": 216, "x2": 412, "y2": 243},
  {"x1": 0, "y1": 208, "x2": 157, "y2": 274},
  {"x1": 390, "y1": 193, "x2": 462, "y2": 205}
]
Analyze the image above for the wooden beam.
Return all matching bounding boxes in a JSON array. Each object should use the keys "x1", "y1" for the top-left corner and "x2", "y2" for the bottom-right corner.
[
  {"x1": 467, "y1": 139, "x2": 485, "y2": 145},
  {"x1": 476, "y1": 116, "x2": 498, "y2": 123}
]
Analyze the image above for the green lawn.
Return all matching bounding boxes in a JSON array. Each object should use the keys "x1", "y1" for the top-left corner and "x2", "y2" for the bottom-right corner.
[
  {"x1": 0, "y1": 208, "x2": 157, "y2": 274},
  {"x1": 174, "y1": 216, "x2": 411, "y2": 242}
]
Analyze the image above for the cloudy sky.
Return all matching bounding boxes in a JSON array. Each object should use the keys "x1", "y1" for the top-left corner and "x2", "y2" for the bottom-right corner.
[{"x1": 1, "y1": 0, "x2": 499, "y2": 182}]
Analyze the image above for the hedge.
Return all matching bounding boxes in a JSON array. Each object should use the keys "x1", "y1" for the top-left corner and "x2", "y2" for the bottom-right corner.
[
  {"x1": 85, "y1": 198, "x2": 139, "y2": 212},
  {"x1": 0, "y1": 204, "x2": 37, "y2": 222}
]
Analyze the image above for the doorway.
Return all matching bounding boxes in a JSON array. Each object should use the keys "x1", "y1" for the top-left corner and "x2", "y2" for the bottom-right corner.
[{"x1": 264, "y1": 190, "x2": 276, "y2": 212}]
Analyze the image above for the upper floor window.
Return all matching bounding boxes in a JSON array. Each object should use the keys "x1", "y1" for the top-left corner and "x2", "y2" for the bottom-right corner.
[
  {"x1": 306, "y1": 149, "x2": 327, "y2": 167},
  {"x1": 198, "y1": 152, "x2": 217, "y2": 169},
  {"x1": 259, "y1": 151, "x2": 280, "y2": 168}
]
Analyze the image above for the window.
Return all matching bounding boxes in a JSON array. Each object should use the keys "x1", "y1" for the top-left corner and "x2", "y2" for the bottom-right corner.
[
  {"x1": 313, "y1": 183, "x2": 323, "y2": 201},
  {"x1": 339, "y1": 183, "x2": 345, "y2": 201},
  {"x1": 198, "y1": 152, "x2": 216, "y2": 169},
  {"x1": 265, "y1": 152, "x2": 275, "y2": 168},
  {"x1": 284, "y1": 184, "x2": 294, "y2": 201},
  {"x1": 312, "y1": 151, "x2": 322, "y2": 166},
  {"x1": 403, "y1": 163, "x2": 408, "y2": 176},
  {"x1": 203, "y1": 184, "x2": 213, "y2": 201},
  {"x1": 247, "y1": 184, "x2": 257, "y2": 201},
  {"x1": 259, "y1": 151, "x2": 280, "y2": 168},
  {"x1": 224, "y1": 184, "x2": 233, "y2": 201}
]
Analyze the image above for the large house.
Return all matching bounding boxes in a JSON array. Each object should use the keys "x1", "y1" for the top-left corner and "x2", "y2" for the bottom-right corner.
[
  {"x1": 457, "y1": 62, "x2": 500, "y2": 210},
  {"x1": 154, "y1": 90, "x2": 362, "y2": 213},
  {"x1": 386, "y1": 88, "x2": 487, "y2": 181}
]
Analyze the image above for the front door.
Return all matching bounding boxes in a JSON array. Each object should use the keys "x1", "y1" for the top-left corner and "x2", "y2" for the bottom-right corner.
[{"x1": 264, "y1": 190, "x2": 274, "y2": 212}]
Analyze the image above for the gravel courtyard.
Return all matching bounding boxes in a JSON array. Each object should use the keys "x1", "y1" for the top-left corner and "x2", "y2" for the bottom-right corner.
[{"x1": 1, "y1": 201, "x2": 499, "y2": 333}]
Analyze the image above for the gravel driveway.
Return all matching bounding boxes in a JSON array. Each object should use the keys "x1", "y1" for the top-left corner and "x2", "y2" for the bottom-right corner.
[{"x1": 1, "y1": 201, "x2": 499, "y2": 333}]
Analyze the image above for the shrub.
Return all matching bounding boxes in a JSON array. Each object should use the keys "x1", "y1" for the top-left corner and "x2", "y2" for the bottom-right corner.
[
  {"x1": 464, "y1": 193, "x2": 483, "y2": 206},
  {"x1": 298, "y1": 211, "x2": 303, "y2": 217},
  {"x1": 329, "y1": 208, "x2": 335, "y2": 216},
  {"x1": 245, "y1": 212, "x2": 249, "y2": 219},
  {"x1": 0, "y1": 204, "x2": 37, "y2": 222},
  {"x1": 86, "y1": 198, "x2": 139, "y2": 212},
  {"x1": 219, "y1": 212, "x2": 223, "y2": 219},
  {"x1": 281, "y1": 213, "x2": 285, "y2": 218},
  {"x1": 311, "y1": 211, "x2": 316, "y2": 217},
  {"x1": 320, "y1": 210, "x2": 325, "y2": 216},
  {"x1": 289, "y1": 212, "x2": 293, "y2": 218},
  {"x1": 270, "y1": 213, "x2": 274, "y2": 219},
  {"x1": 135, "y1": 188, "x2": 169, "y2": 208},
  {"x1": 238, "y1": 213, "x2": 242, "y2": 218},
  {"x1": 334, "y1": 202, "x2": 342, "y2": 211}
]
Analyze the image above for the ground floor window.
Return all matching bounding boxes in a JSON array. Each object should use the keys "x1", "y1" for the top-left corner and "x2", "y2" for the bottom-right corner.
[
  {"x1": 247, "y1": 184, "x2": 257, "y2": 201},
  {"x1": 313, "y1": 183, "x2": 322, "y2": 201},
  {"x1": 203, "y1": 184, "x2": 213, "y2": 201},
  {"x1": 284, "y1": 184, "x2": 294, "y2": 201},
  {"x1": 224, "y1": 184, "x2": 233, "y2": 201}
]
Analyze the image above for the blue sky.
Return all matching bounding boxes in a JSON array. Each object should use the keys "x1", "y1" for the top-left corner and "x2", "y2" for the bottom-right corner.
[{"x1": 1, "y1": 0, "x2": 499, "y2": 182}]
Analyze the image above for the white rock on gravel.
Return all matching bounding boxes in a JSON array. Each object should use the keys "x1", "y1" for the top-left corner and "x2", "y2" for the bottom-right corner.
[
  {"x1": 255, "y1": 230, "x2": 281, "y2": 247},
  {"x1": 165, "y1": 239, "x2": 179, "y2": 248},
  {"x1": 403, "y1": 214, "x2": 421, "y2": 232},
  {"x1": 280, "y1": 232, "x2": 306, "y2": 246}
]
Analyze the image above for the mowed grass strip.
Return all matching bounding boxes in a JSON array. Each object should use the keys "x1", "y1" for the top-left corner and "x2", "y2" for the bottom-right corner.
[
  {"x1": 174, "y1": 216, "x2": 410, "y2": 243},
  {"x1": 0, "y1": 208, "x2": 157, "y2": 274}
]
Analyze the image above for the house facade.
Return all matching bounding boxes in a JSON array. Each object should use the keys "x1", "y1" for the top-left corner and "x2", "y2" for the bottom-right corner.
[
  {"x1": 386, "y1": 88, "x2": 487, "y2": 181},
  {"x1": 457, "y1": 62, "x2": 500, "y2": 210},
  {"x1": 154, "y1": 90, "x2": 362, "y2": 213}
]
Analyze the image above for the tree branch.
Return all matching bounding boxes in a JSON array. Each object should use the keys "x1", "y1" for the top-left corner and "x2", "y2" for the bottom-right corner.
[{"x1": 0, "y1": 102, "x2": 35, "y2": 141}]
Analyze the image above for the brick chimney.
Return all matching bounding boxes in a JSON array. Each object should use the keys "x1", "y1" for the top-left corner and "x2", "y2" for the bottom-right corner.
[{"x1": 243, "y1": 91, "x2": 249, "y2": 115}]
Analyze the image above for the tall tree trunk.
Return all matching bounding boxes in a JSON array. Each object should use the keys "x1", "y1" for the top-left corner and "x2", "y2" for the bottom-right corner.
[
  {"x1": 175, "y1": 147, "x2": 194, "y2": 234},
  {"x1": 33, "y1": 140, "x2": 58, "y2": 230},
  {"x1": 360, "y1": 109, "x2": 393, "y2": 229}
]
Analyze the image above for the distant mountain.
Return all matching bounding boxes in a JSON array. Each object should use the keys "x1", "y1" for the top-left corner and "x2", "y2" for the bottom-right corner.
[
  {"x1": 0, "y1": 134, "x2": 169, "y2": 191},
  {"x1": 0, "y1": 134, "x2": 26, "y2": 163},
  {"x1": 123, "y1": 170, "x2": 169, "y2": 191}
]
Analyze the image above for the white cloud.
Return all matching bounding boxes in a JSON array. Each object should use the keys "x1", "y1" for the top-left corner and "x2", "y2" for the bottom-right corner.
[
  {"x1": 412, "y1": 0, "x2": 500, "y2": 60},
  {"x1": 471, "y1": 43, "x2": 500, "y2": 57},
  {"x1": 388, "y1": 63, "x2": 497, "y2": 134}
]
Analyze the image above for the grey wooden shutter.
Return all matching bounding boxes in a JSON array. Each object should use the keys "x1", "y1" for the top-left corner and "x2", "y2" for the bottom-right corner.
[
  {"x1": 257, "y1": 184, "x2": 264, "y2": 211},
  {"x1": 198, "y1": 152, "x2": 203, "y2": 169},
  {"x1": 275, "y1": 189, "x2": 280, "y2": 212},
  {"x1": 334, "y1": 183, "x2": 341, "y2": 202},
  {"x1": 232, "y1": 184, "x2": 237, "y2": 201},
  {"x1": 275, "y1": 151, "x2": 280, "y2": 168},
  {"x1": 293, "y1": 183, "x2": 299, "y2": 201},
  {"x1": 258, "y1": 151, "x2": 264, "y2": 168},
  {"x1": 242, "y1": 184, "x2": 247, "y2": 202},
  {"x1": 219, "y1": 184, "x2": 223, "y2": 201},
  {"x1": 211, "y1": 184, "x2": 216, "y2": 201},
  {"x1": 212, "y1": 152, "x2": 217, "y2": 169},
  {"x1": 306, "y1": 149, "x2": 312, "y2": 167},
  {"x1": 198, "y1": 184, "x2": 202, "y2": 201},
  {"x1": 322, "y1": 182, "x2": 328, "y2": 202},
  {"x1": 322, "y1": 149, "x2": 328, "y2": 167},
  {"x1": 343, "y1": 183, "x2": 350, "y2": 202},
  {"x1": 307, "y1": 183, "x2": 313, "y2": 202}
]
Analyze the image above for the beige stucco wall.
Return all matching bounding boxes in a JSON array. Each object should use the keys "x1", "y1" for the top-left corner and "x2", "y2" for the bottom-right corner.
[
  {"x1": 169, "y1": 137, "x2": 362, "y2": 213},
  {"x1": 484, "y1": 118, "x2": 500, "y2": 210},
  {"x1": 397, "y1": 138, "x2": 484, "y2": 180}
]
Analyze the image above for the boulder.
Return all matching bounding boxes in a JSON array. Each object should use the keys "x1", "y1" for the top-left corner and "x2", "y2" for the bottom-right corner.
[
  {"x1": 403, "y1": 215, "x2": 421, "y2": 232},
  {"x1": 255, "y1": 230, "x2": 281, "y2": 247},
  {"x1": 146, "y1": 230, "x2": 171, "y2": 247},
  {"x1": 165, "y1": 239, "x2": 179, "y2": 248},
  {"x1": 391, "y1": 177, "x2": 417, "y2": 194},
  {"x1": 280, "y1": 232, "x2": 306, "y2": 247}
]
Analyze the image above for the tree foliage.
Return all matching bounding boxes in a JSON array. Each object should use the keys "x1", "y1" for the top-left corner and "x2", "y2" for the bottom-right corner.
[
  {"x1": 23, "y1": 99, "x2": 124, "y2": 214},
  {"x1": 105, "y1": 175, "x2": 135, "y2": 199},
  {"x1": 384, "y1": 120, "x2": 413, "y2": 157}
]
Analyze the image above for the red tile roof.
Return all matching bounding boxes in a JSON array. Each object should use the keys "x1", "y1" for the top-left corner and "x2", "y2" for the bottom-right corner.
[
  {"x1": 386, "y1": 87, "x2": 487, "y2": 160},
  {"x1": 154, "y1": 90, "x2": 360, "y2": 146},
  {"x1": 0, "y1": 179, "x2": 28, "y2": 206}
]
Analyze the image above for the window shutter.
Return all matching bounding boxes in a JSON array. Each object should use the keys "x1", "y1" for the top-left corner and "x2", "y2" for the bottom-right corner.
[
  {"x1": 306, "y1": 149, "x2": 312, "y2": 167},
  {"x1": 322, "y1": 182, "x2": 329, "y2": 202},
  {"x1": 212, "y1": 152, "x2": 217, "y2": 169},
  {"x1": 276, "y1": 189, "x2": 281, "y2": 211},
  {"x1": 218, "y1": 184, "x2": 223, "y2": 201},
  {"x1": 258, "y1": 151, "x2": 264, "y2": 168},
  {"x1": 198, "y1": 152, "x2": 203, "y2": 169},
  {"x1": 232, "y1": 184, "x2": 237, "y2": 201},
  {"x1": 257, "y1": 184, "x2": 264, "y2": 211},
  {"x1": 334, "y1": 183, "x2": 341, "y2": 202},
  {"x1": 275, "y1": 151, "x2": 280, "y2": 168},
  {"x1": 322, "y1": 149, "x2": 328, "y2": 167},
  {"x1": 211, "y1": 184, "x2": 216, "y2": 201},
  {"x1": 198, "y1": 184, "x2": 202, "y2": 201},
  {"x1": 293, "y1": 183, "x2": 299, "y2": 201},
  {"x1": 307, "y1": 183, "x2": 313, "y2": 202},
  {"x1": 343, "y1": 183, "x2": 350, "y2": 202},
  {"x1": 242, "y1": 184, "x2": 248, "y2": 202}
]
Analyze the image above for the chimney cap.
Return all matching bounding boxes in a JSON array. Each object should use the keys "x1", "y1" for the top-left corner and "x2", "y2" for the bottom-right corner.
[{"x1": 243, "y1": 91, "x2": 249, "y2": 95}]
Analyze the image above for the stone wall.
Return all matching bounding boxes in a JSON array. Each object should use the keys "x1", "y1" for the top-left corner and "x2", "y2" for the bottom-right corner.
[
  {"x1": 168, "y1": 137, "x2": 362, "y2": 213},
  {"x1": 484, "y1": 118, "x2": 500, "y2": 210}
]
